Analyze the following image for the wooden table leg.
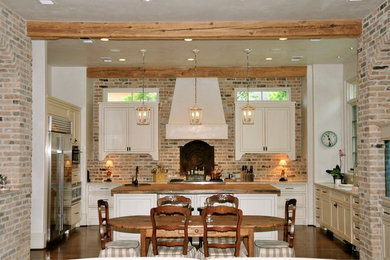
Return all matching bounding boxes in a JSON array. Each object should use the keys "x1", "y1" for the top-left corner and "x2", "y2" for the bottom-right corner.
[
  {"x1": 248, "y1": 229, "x2": 254, "y2": 257},
  {"x1": 140, "y1": 230, "x2": 147, "y2": 256}
]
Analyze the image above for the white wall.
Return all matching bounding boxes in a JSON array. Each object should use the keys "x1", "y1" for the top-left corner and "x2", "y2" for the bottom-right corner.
[
  {"x1": 31, "y1": 40, "x2": 48, "y2": 249},
  {"x1": 310, "y1": 64, "x2": 344, "y2": 183},
  {"x1": 50, "y1": 67, "x2": 88, "y2": 225}
]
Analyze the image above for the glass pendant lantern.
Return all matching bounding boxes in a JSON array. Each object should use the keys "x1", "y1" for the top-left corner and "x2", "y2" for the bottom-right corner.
[
  {"x1": 241, "y1": 48, "x2": 255, "y2": 125},
  {"x1": 136, "y1": 49, "x2": 152, "y2": 125},
  {"x1": 189, "y1": 49, "x2": 203, "y2": 125}
]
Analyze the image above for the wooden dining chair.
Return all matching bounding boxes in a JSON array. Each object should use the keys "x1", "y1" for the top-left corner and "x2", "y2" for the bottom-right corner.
[
  {"x1": 157, "y1": 195, "x2": 191, "y2": 209},
  {"x1": 205, "y1": 194, "x2": 239, "y2": 208},
  {"x1": 198, "y1": 205, "x2": 247, "y2": 258},
  {"x1": 254, "y1": 198, "x2": 297, "y2": 257},
  {"x1": 148, "y1": 205, "x2": 196, "y2": 257},
  {"x1": 97, "y1": 200, "x2": 140, "y2": 257}
]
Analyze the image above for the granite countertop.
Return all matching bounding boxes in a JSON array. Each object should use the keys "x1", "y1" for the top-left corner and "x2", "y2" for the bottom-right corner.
[
  {"x1": 111, "y1": 183, "x2": 281, "y2": 196},
  {"x1": 315, "y1": 182, "x2": 358, "y2": 197}
]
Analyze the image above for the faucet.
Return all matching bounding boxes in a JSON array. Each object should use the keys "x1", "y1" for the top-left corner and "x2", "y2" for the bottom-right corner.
[{"x1": 132, "y1": 166, "x2": 139, "y2": 186}]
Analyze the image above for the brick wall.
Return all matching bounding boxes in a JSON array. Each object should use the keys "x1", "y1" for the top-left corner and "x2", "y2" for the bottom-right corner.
[
  {"x1": 358, "y1": 0, "x2": 390, "y2": 259},
  {"x1": 87, "y1": 77, "x2": 306, "y2": 183},
  {"x1": 0, "y1": 2, "x2": 32, "y2": 260}
]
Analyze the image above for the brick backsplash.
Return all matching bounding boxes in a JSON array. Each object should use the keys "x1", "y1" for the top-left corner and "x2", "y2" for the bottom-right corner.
[
  {"x1": 358, "y1": 0, "x2": 390, "y2": 259},
  {"x1": 87, "y1": 77, "x2": 306, "y2": 183},
  {"x1": 0, "y1": 2, "x2": 32, "y2": 260}
]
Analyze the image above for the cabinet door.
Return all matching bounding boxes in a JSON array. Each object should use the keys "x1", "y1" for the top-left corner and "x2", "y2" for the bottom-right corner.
[
  {"x1": 265, "y1": 107, "x2": 291, "y2": 152},
  {"x1": 241, "y1": 108, "x2": 265, "y2": 152},
  {"x1": 322, "y1": 197, "x2": 331, "y2": 227},
  {"x1": 72, "y1": 109, "x2": 81, "y2": 144},
  {"x1": 339, "y1": 204, "x2": 351, "y2": 240},
  {"x1": 128, "y1": 107, "x2": 153, "y2": 152},
  {"x1": 103, "y1": 106, "x2": 129, "y2": 152}
]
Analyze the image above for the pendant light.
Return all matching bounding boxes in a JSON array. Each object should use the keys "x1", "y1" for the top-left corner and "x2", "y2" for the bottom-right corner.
[
  {"x1": 189, "y1": 49, "x2": 203, "y2": 125},
  {"x1": 241, "y1": 48, "x2": 255, "y2": 125},
  {"x1": 136, "y1": 49, "x2": 152, "y2": 125}
]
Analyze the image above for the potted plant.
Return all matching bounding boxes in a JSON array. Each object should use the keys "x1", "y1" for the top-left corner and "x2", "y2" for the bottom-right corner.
[
  {"x1": 0, "y1": 174, "x2": 7, "y2": 190},
  {"x1": 326, "y1": 165, "x2": 345, "y2": 184}
]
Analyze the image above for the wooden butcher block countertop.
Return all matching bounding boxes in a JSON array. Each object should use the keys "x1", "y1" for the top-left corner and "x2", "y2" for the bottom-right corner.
[{"x1": 111, "y1": 183, "x2": 280, "y2": 196}]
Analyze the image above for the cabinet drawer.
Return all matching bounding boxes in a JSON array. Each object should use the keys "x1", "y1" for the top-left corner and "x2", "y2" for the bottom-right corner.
[
  {"x1": 331, "y1": 191, "x2": 350, "y2": 203},
  {"x1": 352, "y1": 195, "x2": 359, "y2": 208},
  {"x1": 274, "y1": 183, "x2": 306, "y2": 192},
  {"x1": 72, "y1": 169, "x2": 81, "y2": 183}
]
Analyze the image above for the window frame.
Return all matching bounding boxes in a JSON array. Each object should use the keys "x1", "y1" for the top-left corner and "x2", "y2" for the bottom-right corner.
[
  {"x1": 103, "y1": 88, "x2": 160, "y2": 103},
  {"x1": 234, "y1": 88, "x2": 291, "y2": 102},
  {"x1": 344, "y1": 78, "x2": 358, "y2": 173}
]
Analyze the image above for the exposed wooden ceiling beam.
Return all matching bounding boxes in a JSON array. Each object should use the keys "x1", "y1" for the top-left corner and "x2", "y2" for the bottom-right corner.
[
  {"x1": 87, "y1": 66, "x2": 307, "y2": 78},
  {"x1": 27, "y1": 20, "x2": 361, "y2": 40}
]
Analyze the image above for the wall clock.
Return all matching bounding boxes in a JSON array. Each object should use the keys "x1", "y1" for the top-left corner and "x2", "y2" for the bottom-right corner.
[{"x1": 321, "y1": 131, "x2": 337, "y2": 147}]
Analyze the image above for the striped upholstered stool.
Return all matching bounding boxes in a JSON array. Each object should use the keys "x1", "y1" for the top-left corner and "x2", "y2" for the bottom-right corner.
[
  {"x1": 97, "y1": 200, "x2": 140, "y2": 257},
  {"x1": 197, "y1": 237, "x2": 247, "y2": 259},
  {"x1": 99, "y1": 240, "x2": 140, "y2": 257},
  {"x1": 254, "y1": 198, "x2": 297, "y2": 258}
]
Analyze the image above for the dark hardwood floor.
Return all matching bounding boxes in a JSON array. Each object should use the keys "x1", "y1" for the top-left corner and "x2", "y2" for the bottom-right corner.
[{"x1": 30, "y1": 225, "x2": 359, "y2": 259}]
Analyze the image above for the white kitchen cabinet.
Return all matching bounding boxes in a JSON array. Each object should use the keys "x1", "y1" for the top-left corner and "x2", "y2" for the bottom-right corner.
[
  {"x1": 315, "y1": 184, "x2": 358, "y2": 247},
  {"x1": 86, "y1": 183, "x2": 122, "y2": 225},
  {"x1": 113, "y1": 193, "x2": 157, "y2": 241},
  {"x1": 47, "y1": 96, "x2": 81, "y2": 145},
  {"x1": 272, "y1": 183, "x2": 307, "y2": 225},
  {"x1": 235, "y1": 194, "x2": 277, "y2": 240},
  {"x1": 235, "y1": 102, "x2": 295, "y2": 160},
  {"x1": 99, "y1": 102, "x2": 159, "y2": 160}
]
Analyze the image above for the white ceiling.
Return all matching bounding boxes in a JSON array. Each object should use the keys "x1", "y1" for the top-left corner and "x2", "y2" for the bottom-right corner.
[{"x1": 2, "y1": 0, "x2": 380, "y2": 67}]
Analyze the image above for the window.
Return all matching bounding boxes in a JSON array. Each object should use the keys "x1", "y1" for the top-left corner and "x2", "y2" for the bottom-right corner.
[
  {"x1": 235, "y1": 88, "x2": 290, "y2": 102},
  {"x1": 103, "y1": 88, "x2": 159, "y2": 102},
  {"x1": 345, "y1": 79, "x2": 358, "y2": 172}
]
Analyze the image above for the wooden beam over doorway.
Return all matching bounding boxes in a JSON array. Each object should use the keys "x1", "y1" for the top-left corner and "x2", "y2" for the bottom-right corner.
[
  {"x1": 27, "y1": 20, "x2": 361, "y2": 40},
  {"x1": 87, "y1": 66, "x2": 307, "y2": 78}
]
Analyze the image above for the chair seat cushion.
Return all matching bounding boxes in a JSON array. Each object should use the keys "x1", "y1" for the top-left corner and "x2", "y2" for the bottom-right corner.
[
  {"x1": 99, "y1": 247, "x2": 140, "y2": 257},
  {"x1": 147, "y1": 238, "x2": 197, "y2": 258},
  {"x1": 198, "y1": 238, "x2": 248, "y2": 258},
  {"x1": 106, "y1": 240, "x2": 140, "y2": 249},
  {"x1": 254, "y1": 239, "x2": 289, "y2": 248},
  {"x1": 254, "y1": 247, "x2": 295, "y2": 257}
]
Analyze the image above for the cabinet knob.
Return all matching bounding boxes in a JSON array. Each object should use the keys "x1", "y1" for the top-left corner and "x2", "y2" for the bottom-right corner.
[{"x1": 333, "y1": 203, "x2": 338, "y2": 208}]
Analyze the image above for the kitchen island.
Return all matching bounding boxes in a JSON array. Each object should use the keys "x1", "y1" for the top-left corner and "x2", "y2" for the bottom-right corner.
[{"x1": 111, "y1": 183, "x2": 280, "y2": 241}]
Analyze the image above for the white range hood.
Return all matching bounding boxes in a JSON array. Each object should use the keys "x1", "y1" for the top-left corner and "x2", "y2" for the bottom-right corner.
[{"x1": 166, "y1": 78, "x2": 228, "y2": 139}]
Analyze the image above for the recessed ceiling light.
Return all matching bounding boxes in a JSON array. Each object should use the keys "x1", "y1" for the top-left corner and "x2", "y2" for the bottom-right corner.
[
  {"x1": 144, "y1": 0, "x2": 151, "y2": 2},
  {"x1": 337, "y1": 55, "x2": 342, "y2": 59},
  {"x1": 279, "y1": 37, "x2": 288, "y2": 41},
  {"x1": 100, "y1": 57, "x2": 112, "y2": 63},
  {"x1": 265, "y1": 57, "x2": 273, "y2": 61},
  {"x1": 184, "y1": 38, "x2": 193, "y2": 42},
  {"x1": 187, "y1": 58, "x2": 195, "y2": 61},
  {"x1": 310, "y1": 38, "x2": 321, "y2": 42},
  {"x1": 80, "y1": 38, "x2": 93, "y2": 44},
  {"x1": 39, "y1": 0, "x2": 55, "y2": 4},
  {"x1": 110, "y1": 48, "x2": 121, "y2": 53},
  {"x1": 118, "y1": 58, "x2": 126, "y2": 62},
  {"x1": 291, "y1": 56, "x2": 304, "y2": 62},
  {"x1": 348, "y1": 0, "x2": 362, "y2": 2},
  {"x1": 100, "y1": 38, "x2": 109, "y2": 42},
  {"x1": 349, "y1": 46, "x2": 355, "y2": 51}
]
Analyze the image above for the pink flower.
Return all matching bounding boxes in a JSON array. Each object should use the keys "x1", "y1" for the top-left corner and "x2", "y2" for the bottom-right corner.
[{"x1": 339, "y1": 149, "x2": 345, "y2": 157}]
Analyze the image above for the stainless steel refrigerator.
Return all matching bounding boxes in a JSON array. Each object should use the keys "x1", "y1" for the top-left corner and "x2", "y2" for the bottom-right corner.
[{"x1": 47, "y1": 116, "x2": 73, "y2": 243}]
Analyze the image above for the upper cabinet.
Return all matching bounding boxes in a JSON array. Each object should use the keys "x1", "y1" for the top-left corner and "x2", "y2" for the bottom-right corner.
[
  {"x1": 235, "y1": 102, "x2": 296, "y2": 160},
  {"x1": 47, "y1": 96, "x2": 81, "y2": 145},
  {"x1": 99, "y1": 102, "x2": 159, "y2": 160}
]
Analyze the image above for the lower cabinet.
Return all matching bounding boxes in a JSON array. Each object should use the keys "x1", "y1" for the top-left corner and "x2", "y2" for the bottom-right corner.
[
  {"x1": 272, "y1": 183, "x2": 307, "y2": 225},
  {"x1": 86, "y1": 183, "x2": 122, "y2": 225},
  {"x1": 315, "y1": 184, "x2": 358, "y2": 247},
  {"x1": 382, "y1": 198, "x2": 390, "y2": 260}
]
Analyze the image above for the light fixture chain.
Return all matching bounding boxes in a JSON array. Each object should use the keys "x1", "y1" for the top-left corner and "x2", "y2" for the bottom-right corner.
[
  {"x1": 142, "y1": 50, "x2": 146, "y2": 105},
  {"x1": 194, "y1": 50, "x2": 198, "y2": 105}
]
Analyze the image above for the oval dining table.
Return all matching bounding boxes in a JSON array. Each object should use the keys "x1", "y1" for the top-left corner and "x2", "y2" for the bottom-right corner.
[{"x1": 108, "y1": 215, "x2": 286, "y2": 257}]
